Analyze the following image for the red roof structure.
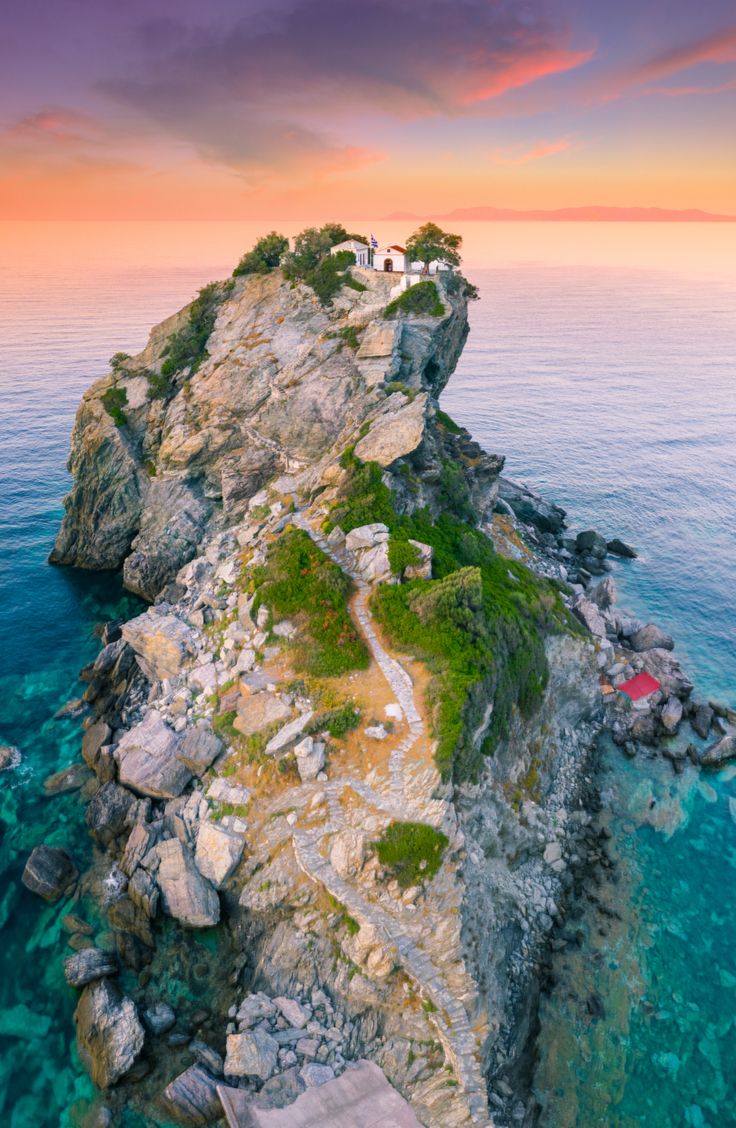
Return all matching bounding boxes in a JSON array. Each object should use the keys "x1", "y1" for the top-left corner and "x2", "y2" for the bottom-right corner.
[{"x1": 618, "y1": 672, "x2": 661, "y2": 701}]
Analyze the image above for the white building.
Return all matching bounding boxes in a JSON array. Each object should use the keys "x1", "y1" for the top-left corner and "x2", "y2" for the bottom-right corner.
[
  {"x1": 330, "y1": 239, "x2": 370, "y2": 267},
  {"x1": 373, "y1": 244, "x2": 407, "y2": 272}
]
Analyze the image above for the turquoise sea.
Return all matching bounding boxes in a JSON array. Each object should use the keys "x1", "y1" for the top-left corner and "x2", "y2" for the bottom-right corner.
[{"x1": 0, "y1": 221, "x2": 734, "y2": 1125}]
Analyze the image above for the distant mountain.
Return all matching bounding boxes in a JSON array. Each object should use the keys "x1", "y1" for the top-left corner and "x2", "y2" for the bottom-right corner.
[{"x1": 425, "y1": 205, "x2": 736, "y2": 222}]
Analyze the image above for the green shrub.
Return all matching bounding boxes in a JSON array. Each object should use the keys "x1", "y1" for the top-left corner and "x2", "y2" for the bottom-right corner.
[
  {"x1": 326, "y1": 325, "x2": 360, "y2": 350},
  {"x1": 384, "y1": 281, "x2": 445, "y2": 320},
  {"x1": 307, "y1": 701, "x2": 361, "y2": 738},
  {"x1": 101, "y1": 385, "x2": 128, "y2": 426},
  {"x1": 372, "y1": 821, "x2": 449, "y2": 888},
  {"x1": 435, "y1": 409, "x2": 462, "y2": 435},
  {"x1": 439, "y1": 460, "x2": 474, "y2": 522},
  {"x1": 109, "y1": 351, "x2": 131, "y2": 371},
  {"x1": 388, "y1": 538, "x2": 422, "y2": 577},
  {"x1": 328, "y1": 455, "x2": 395, "y2": 532},
  {"x1": 255, "y1": 527, "x2": 369, "y2": 677},
  {"x1": 233, "y1": 231, "x2": 288, "y2": 276},
  {"x1": 160, "y1": 280, "x2": 233, "y2": 378},
  {"x1": 146, "y1": 368, "x2": 171, "y2": 401}
]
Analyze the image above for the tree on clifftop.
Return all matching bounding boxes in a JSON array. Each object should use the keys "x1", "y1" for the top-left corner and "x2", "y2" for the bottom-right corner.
[
  {"x1": 233, "y1": 232, "x2": 289, "y2": 276},
  {"x1": 405, "y1": 223, "x2": 462, "y2": 274}
]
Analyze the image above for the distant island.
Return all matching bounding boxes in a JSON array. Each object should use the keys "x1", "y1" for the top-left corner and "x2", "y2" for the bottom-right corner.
[{"x1": 384, "y1": 206, "x2": 736, "y2": 223}]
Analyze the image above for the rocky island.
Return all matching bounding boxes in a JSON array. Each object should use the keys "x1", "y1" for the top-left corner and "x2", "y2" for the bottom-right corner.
[{"x1": 34, "y1": 227, "x2": 734, "y2": 1127}]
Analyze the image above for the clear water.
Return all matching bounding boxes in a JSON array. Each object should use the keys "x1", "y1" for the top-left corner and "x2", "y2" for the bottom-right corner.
[{"x1": 0, "y1": 222, "x2": 734, "y2": 1125}]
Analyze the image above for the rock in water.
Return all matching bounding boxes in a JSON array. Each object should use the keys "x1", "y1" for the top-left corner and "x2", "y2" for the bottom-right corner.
[
  {"x1": 700, "y1": 732, "x2": 736, "y2": 768},
  {"x1": 64, "y1": 948, "x2": 119, "y2": 988},
  {"x1": 628, "y1": 623, "x2": 675, "y2": 652},
  {"x1": 152, "y1": 839, "x2": 220, "y2": 927},
  {"x1": 161, "y1": 1065, "x2": 223, "y2": 1127},
  {"x1": 21, "y1": 844, "x2": 78, "y2": 901},
  {"x1": 575, "y1": 530, "x2": 608, "y2": 558},
  {"x1": 0, "y1": 745, "x2": 20, "y2": 770},
  {"x1": 143, "y1": 1001, "x2": 176, "y2": 1035},
  {"x1": 74, "y1": 979, "x2": 145, "y2": 1088},
  {"x1": 607, "y1": 537, "x2": 637, "y2": 558},
  {"x1": 497, "y1": 477, "x2": 566, "y2": 533},
  {"x1": 660, "y1": 696, "x2": 684, "y2": 734}
]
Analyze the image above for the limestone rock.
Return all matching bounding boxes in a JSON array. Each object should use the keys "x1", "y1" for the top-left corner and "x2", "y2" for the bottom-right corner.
[
  {"x1": 206, "y1": 778, "x2": 251, "y2": 808},
  {"x1": 589, "y1": 576, "x2": 616, "y2": 611},
  {"x1": 572, "y1": 597, "x2": 607, "y2": 639},
  {"x1": 353, "y1": 394, "x2": 428, "y2": 467},
  {"x1": 629, "y1": 623, "x2": 675, "y2": 652},
  {"x1": 194, "y1": 822, "x2": 244, "y2": 888},
  {"x1": 176, "y1": 723, "x2": 222, "y2": 776},
  {"x1": 225, "y1": 1028, "x2": 279, "y2": 1080},
  {"x1": 661, "y1": 696, "x2": 683, "y2": 734},
  {"x1": 161, "y1": 1065, "x2": 223, "y2": 1126},
  {"x1": 81, "y1": 719, "x2": 111, "y2": 770},
  {"x1": 700, "y1": 732, "x2": 736, "y2": 768},
  {"x1": 345, "y1": 523, "x2": 389, "y2": 552},
  {"x1": 0, "y1": 745, "x2": 20, "y2": 771},
  {"x1": 575, "y1": 530, "x2": 608, "y2": 558},
  {"x1": 294, "y1": 736, "x2": 325, "y2": 782},
  {"x1": 64, "y1": 948, "x2": 119, "y2": 988},
  {"x1": 122, "y1": 611, "x2": 197, "y2": 682},
  {"x1": 404, "y1": 540, "x2": 433, "y2": 580},
  {"x1": 116, "y1": 710, "x2": 193, "y2": 799},
  {"x1": 143, "y1": 1001, "x2": 176, "y2": 1035},
  {"x1": 237, "y1": 993, "x2": 277, "y2": 1028},
  {"x1": 86, "y1": 782, "x2": 138, "y2": 847},
  {"x1": 21, "y1": 844, "x2": 78, "y2": 901},
  {"x1": 234, "y1": 693, "x2": 291, "y2": 738},
  {"x1": 301, "y1": 1063, "x2": 335, "y2": 1087},
  {"x1": 607, "y1": 537, "x2": 637, "y2": 558},
  {"x1": 153, "y1": 839, "x2": 220, "y2": 928},
  {"x1": 273, "y1": 997, "x2": 310, "y2": 1029},
  {"x1": 329, "y1": 828, "x2": 366, "y2": 878},
  {"x1": 265, "y1": 711, "x2": 314, "y2": 755},
  {"x1": 74, "y1": 979, "x2": 145, "y2": 1089}
]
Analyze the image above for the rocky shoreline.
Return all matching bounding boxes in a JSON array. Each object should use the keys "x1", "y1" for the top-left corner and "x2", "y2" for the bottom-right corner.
[{"x1": 11, "y1": 258, "x2": 735, "y2": 1128}]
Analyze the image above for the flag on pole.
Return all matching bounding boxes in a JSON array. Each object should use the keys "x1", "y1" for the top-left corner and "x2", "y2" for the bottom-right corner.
[{"x1": 370, "y1": 234, "x2": 379, "y2": 248}]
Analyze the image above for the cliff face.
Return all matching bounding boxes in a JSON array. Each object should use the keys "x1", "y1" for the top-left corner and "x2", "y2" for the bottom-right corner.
[
  {"x1": 47, "y1": 265, "x2": 604, "y2": 1128},
  {"x1": 50, "y1": 269, "x2": 475, "y2": 600}
]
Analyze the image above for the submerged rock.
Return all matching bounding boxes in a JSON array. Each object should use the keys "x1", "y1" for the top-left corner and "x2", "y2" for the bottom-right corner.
[
  {"x1": 74, "y1": 978, "x2": 145, "y2": 1089},
  {"x1": 607, "y1": 537, "x2": 637, "y2": 558},
  {"x1": 0, "y1": 745, "x2": 20, "y2": 771},
  {"x1": 21, "y1": 844, "x2": 78, "y2": 901},
  {"x1": 700, "y1": 732, "x2": 736, "y2": 768},
  {"x1": 64, "y1": 948, "x2": 119, "y2": 988}
]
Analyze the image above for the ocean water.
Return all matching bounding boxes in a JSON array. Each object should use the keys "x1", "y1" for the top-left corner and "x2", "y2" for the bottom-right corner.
[{"x1": 0, "y1": 221, "x2": 734, "y2": 1125}]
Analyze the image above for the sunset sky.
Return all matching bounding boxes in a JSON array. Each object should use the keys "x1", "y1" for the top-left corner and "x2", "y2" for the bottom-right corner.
[{"x1": 2, "y1": 0, "x2": 735, "y2": 219}]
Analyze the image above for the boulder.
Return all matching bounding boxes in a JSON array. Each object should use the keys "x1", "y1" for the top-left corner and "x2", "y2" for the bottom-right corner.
[
  {"x1": 639, "y1": 648, "x2": 693, "y2": 699},
  {"x1": 572, "y1": 597, "x2": 607, "y2": 639},
  {"x1": 329, "y1": 829, "x2": 366, "y2": 879},
  {"x1": 189, "y1": 1040, "x2": 224, "y2": 1076},
  {"x1": 660, "y1": 696, "x2": 683, "y2": 734},
  {"x1": 206, "y1": 778, "x2": 251, "y2": 808},
  {"x1": 607, "y1": 538, "x2": 637, "y2": 559},
  {"x1": 176, "y1": 723, "x2": 222, "y2": 776},
  {"x1": 301, "y1": 1063, "x2": 335, "y2": 1088},
  {"x1": 116, "y1": 710, "x2": 193, "y2": 799},
  {"x1": 75, "y1": 979, "x2": 145, "y2": 1089},
  {"x1": 353, "y1": 394, "x2": 428, "y2": 467},
  {"x1": 237, "y1": 993, "x2": 277, "y2": 1028},
  {"x1": 265, "y1": 711, "x2": 314, "y2": 755},
  {"x1": 86, "y1": 781, "x2": 138, "y2": 848},
  {"x1": 21, "y1": 844, "x2": 78, "y2": 901},
  {"x1": 224, "y1": 1028, "x2": 279, "y2": 1080},
  {"x1": 128, "y1": 868, "x2": 160, "y2": 918},
  {"x1": 82, "y1": 719, "x2": 111, "y2": 770},
  {"x1": 345, "y1": 524, "x2": 389, "y2": 552},
  {"x1": 273, "y1": 997, "x2": 310, "y2": 1029},
  {"x1": 194, "y1": 822, "x2": 244, "y2": 888},
  {"x1": 153, "y1": 839, "x2": 220, "y2": 928},
  {"x1": 143, "y1": 1001, "x2": 176, "y2": 1035},
  {"x1": 43, "y1": 762, "x2": 90, "y2": 795},
  {"x1": 629, "y1": 624, "x2": 675, "y2": 653},
  {"x1": 589, "y1": 576, "x2": 616, "y2": 611},
  {"x1": 0, "y1": 745, "x2": 20, "y2": 770},
  {"x1": 188, "y1": 662, "x2": 217, "y2": 695},
  {"x1": 234, "y1": 693, "x2": 291, "y2": 738},
  {"x1": 691, "y1": 703, "x2": 713, "y2": 739},
  {"x1": 120, "y1": 822, "x2": 157, "y2": 877},
  {"x1": 575, "y1": 530, "x2": 608, "y2": 558},
  {"x1": 294, "y1": 736, "x2": 325, "y2": 782},
  {"x1": 700, "y1": 732, "x2": 736, "y2": 768},
  {"x1": 122, "y1": 611, "x2": 197, "y2": 682},
  {"x1": 162, "y1": 1065, "x2": 223, "y2": 1126},
  {"x1": 351, "y1": 543, "x2": 392, "y2": 584},
  {"x1": 497, "y1": 477, "x2": 566, "y2": 534},
  {"x1": 64, "y1": 948, "x2": 119, "y2": 988}
]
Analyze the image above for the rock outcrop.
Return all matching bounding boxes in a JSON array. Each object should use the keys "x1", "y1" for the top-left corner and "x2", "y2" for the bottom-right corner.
[{"x1": 74, "y1": 979, "x2": 145, "y2": 1088}]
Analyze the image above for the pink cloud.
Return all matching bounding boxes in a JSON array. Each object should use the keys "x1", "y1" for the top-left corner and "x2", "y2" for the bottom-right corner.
[
  {"x1": 491, "y1": 137, "x2": 574, "y2": 165},
  {"x1": 7, "y1": 108, "x2": 102, "y2": 146}
]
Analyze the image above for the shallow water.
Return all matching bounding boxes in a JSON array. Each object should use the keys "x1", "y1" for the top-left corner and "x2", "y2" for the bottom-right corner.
[{"x1": 0, "y1": 221, "x2": 734, "y2": 1124}]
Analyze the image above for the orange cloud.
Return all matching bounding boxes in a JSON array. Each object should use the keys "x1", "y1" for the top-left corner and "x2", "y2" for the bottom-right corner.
[
  {"x1": 461, "y1": 47, "x2": 594, "y2": 104},
  {"x1": 7, "y1": 108, "x2": 103, "y2": 147},
  {"x1": 628, "y1": 26, "x2": 736, "y2": 85}
]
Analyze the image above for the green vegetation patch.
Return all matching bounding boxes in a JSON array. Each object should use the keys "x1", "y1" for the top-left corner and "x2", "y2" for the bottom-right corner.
[
  {"x1": 388, "y1": 537, "x2": 422, "y2": 577},
  {"x1": 384, "y1": 281, "x2": 445, "y2": 320},
  {"x1": 233, "y1": 231, "x2": 289, "y2": 276},
  {"x1": 101, "y1": 385, "x2": 128, "y2": 427},
  {"x1": 372, "y1": 821, "x2": 449, "y2": 888},
  {"x1": 255, "y1": 527, "x2": 369, "y2": 677},
  {"x1": 282, "y1": 224, "x2": 368, "y2": 306},
  {"x1": 306, "y1": 700, "x2": 361, "y2": 739},
  {"x1": 435, "y1": 409, "x2": 462, "y2": 435},
  {"x1": 160, "y1": 280, "x2": 233, "y2": 379}
]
